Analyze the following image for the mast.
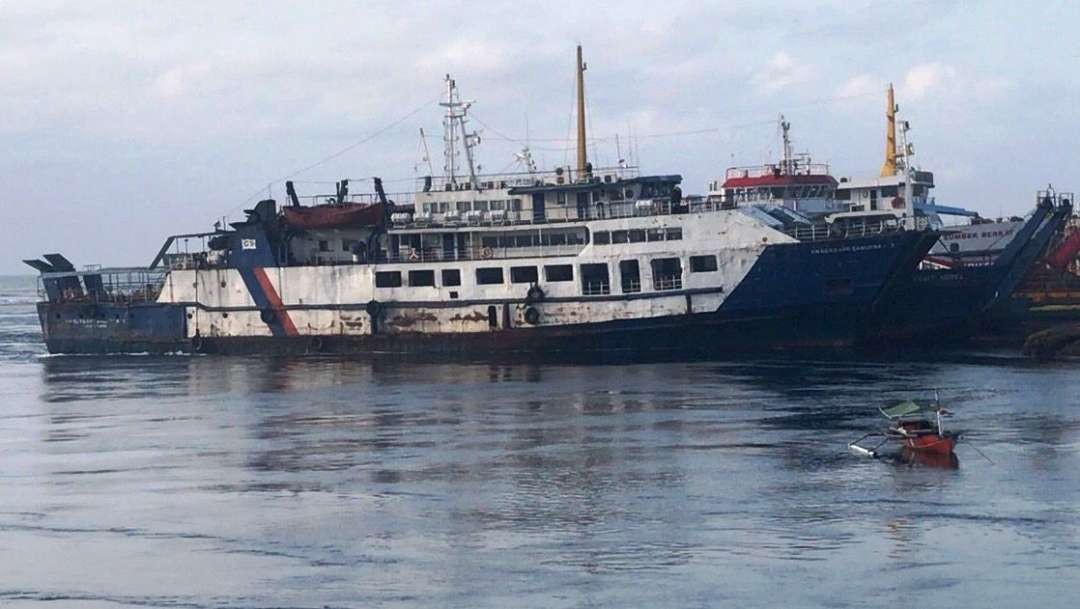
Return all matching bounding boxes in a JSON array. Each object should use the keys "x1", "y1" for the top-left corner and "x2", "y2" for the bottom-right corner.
[
  {"x1": 900, "y1": 117, "x2": 915, "y2": 227},
  {"x1": 575, "y1": 45, "x2": 589, "y2": 181},
  {"x1": 440, "y1": 75, "x2": 479, "y2": 187},
  {"x1": 880, "y1": 83, "x2": 898, "y2": 177}
]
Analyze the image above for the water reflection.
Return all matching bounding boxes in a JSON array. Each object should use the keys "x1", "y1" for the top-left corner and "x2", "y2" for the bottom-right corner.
[{"x1": 11, "y1": 351, "x2": 1079, "y2": 607}]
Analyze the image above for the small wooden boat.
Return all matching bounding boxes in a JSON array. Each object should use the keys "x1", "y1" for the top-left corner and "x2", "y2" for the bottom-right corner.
[{"x1": 849, "y1": 396, "x2": 959, "y2": 459}]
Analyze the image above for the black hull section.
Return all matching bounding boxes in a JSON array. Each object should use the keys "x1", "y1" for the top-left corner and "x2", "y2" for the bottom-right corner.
[
  {"x1": 41, "y1": 303, "x2": 870, "y2": 357},
  {"x1": 867, "y1": 200, "x2": 1073, "y2": 345}
]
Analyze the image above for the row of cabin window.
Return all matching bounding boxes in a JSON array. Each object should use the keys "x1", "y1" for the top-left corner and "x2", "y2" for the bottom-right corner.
[
  {"x1": 372, "y1": 254, "x2": 718, "y2": 289},
  {"x1": 479, "y1": 231, "x2": 587, "y2": 249},
  {"x1": 421, "y1": 199, "x2": 524, "y2": 214},
  {"x1": 317, "y1": 227, "x2": 678, "y2": 254},
  {"x1": 593, "y1": 227, "x2": 682, "y2": 245}
]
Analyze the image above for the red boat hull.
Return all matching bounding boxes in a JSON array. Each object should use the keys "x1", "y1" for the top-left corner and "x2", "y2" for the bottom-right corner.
[{"x1": 902, "y1": 433, "x2": 956, "y2": 455}]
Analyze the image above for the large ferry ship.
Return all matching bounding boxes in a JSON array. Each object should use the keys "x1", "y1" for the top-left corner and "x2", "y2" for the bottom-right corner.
[{"x1": 25, "y1": 49, "x2": 940, "y2": 356}]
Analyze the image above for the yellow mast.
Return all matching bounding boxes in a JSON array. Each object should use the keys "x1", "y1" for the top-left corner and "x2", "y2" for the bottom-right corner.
[
  {"x1": 576, "y1": 45, "x2": 588, "y2": 181},
  {"x1": 880, "y1": 83, "x2": 897, "y2": 177}
]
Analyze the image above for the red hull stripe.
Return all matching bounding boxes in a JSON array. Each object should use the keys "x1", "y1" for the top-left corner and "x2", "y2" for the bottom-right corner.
[{"x1": 252, "y1": 267, "x2": 299, "y2": 336}]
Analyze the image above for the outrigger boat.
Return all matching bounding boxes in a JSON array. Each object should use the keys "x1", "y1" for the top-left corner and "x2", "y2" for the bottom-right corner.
[{"x1": 849, "y1": 397, "x2": 958, "y2": 459}]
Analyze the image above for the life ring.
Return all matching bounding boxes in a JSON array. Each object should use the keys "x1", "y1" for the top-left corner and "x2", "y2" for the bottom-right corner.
[
  {"x1": 526, "y1": 285, "x2": 545, "y2": 303},
  {"x1": 366, "y1": 299, "x2": 382, "y2": 317},
  {"x1": 480, "y1": 247, "x2": 494, "y2": 259},
  {"x1": 408, "y1": 248, "x2": 420, "y2": 261},
  {"x1": 260, "y1": 309, "x2": 276, "y2": 324},
  {"x1": 524, "y1": 306, "x2": 541, "y2": 326}
]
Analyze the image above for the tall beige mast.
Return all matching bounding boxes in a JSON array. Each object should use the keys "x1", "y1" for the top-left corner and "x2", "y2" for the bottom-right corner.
[
  {"x1": 576, "y1": 45, "x2": 588, "y2": 181},
  {"x1": 880, "y1": 83, "x2": 898, "y2": 177}
]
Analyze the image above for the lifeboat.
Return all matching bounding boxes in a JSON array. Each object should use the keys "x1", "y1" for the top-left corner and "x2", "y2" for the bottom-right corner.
[{"x1": 282, "y1": 202, "x2": 387, "y2": 230}]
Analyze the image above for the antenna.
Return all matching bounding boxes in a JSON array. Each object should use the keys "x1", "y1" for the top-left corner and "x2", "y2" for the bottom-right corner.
[
  {"x1": 515, "y1": 146, "x2": 538, "y2": 176},
  {"x1": 779, "y1": 114, "x2": 793, "y2": 175},
  {"x1": 418, "y1": 127, "x2": 435, "y2": 176}
]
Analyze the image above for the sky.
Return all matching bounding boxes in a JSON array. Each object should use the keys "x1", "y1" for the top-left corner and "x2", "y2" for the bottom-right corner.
[{"x1": 3, "y1": 0, "x2": 1080, "y2": 273}]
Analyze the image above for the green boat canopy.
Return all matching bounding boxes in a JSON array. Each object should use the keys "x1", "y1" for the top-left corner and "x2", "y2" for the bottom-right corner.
[{"x1": 879, "y1": 400, "x2": 923, "y2": 419}]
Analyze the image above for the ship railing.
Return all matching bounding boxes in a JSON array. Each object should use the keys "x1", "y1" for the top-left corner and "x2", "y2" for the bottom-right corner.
[
  {"x1": 300, "y1": 191, "x2": 416, "y2": 207},
  {"x1": 36, "y1": 267, "x2": 167, "y2": 305},
  {"x1": 786, "y1": 223, "x2": 836, "y2": 242},
  {"x1": 621, "y1": 279, "x2": 642, "y2": 293},
  {"x1": 383, "y1": 243, "x2": 587, "y2": 264},
  {"x1": 581, "y1": 280, "x2": 611, "y2": 296},
  {"x1": 725, "y1": 162, "x2": 831, "y2": 180},
  {"x1": 418, "y1": 166, "x2": 640, "y2": 194},
  {"x1": 393, "y1": 195, "x2": 732, "y2": 230},
  {"x1": 653, "y1": 276, "x2": 683, "y2": 291},
  {"x1": 784, "y1": 216, "x2": 930, "y2": 242}
]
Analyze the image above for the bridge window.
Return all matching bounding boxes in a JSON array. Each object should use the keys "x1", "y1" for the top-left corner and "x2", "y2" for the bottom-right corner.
[
  {"x1": 408, "y1": 270, "x2": 435, "y2": 287},
  {"x1": 375, "y1": 271, "x2": 402, "y2": 288},
  {"x1": 442, "y1": 269, "x2": 461, "y2": 286},
  {"x1": 612, "y1": 230, "x2": 629, "y2": 244},
  {"x1": 665, "y1": 227, "x2": 683, "y2": 241},
  {"x1": 544, "y1": 264, "x2": 573, "y2": 282},
  {"x1": 628, "y1": 229, "x2": 646, "y2": 243},
  {"x1": 594, "y1": 231, "x2": 610, "y2": 245},
  {"x1": 646, "y1": 228, "x2": 665, "y2": 242},
  {"x1": 476, "y1": 267, "x2": 504, "y2": 285},
  {"x1": 510, "y1": 266, "x2": 538, "y2": 284},
  {"x1": 690, "y1": 255, "x2": 718, "y2": 273}
]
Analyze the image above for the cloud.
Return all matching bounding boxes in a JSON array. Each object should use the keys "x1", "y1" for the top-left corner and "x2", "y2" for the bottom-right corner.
[
  {"x1": 416, "y1": 38, "x2": 510, "y2": 74},
  {"x1": 902, "y1": 63, "x2": 955, "y2": 101},
  {"x1": 837, "y1": 74, "x2": 885, "y2": 100},
  {"x1": 752, "y1": 51, "x2": 814, "y2": 94},
  {"x1": 152, "y1": 62, "x2": 214, "y2": 98}
]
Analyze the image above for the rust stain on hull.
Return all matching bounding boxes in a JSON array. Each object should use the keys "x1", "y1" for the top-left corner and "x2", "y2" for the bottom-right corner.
[{"x1": 387, "y1": 311, "x2": 439, "y2": 328}]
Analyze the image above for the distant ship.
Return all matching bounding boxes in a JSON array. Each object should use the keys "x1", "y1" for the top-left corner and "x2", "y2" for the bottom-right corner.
[
  {"x1": 705, "y1": 85, "x2": 1072, "y2": 344},
  {"x1": 23, "y1": 48, "x2": 938, "y2": 356}
]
